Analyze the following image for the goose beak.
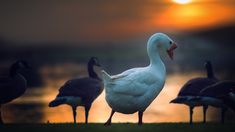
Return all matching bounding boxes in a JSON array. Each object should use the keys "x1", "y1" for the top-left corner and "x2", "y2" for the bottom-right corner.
[{"x1": 167, "y1": 43, "x2": 177, "y2": 60}]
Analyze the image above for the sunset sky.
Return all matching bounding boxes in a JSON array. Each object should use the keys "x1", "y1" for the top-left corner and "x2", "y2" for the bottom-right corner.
[{"x1": 0, "y1": 0, "x2": 235, "y2": 43}]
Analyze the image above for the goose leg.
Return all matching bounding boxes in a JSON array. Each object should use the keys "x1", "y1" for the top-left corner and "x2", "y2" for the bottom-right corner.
[
  {"x1": 85, "y1": 105, "x2": 91, "y2": 124},
  {"x1": 72, "y1": 106, "x2": 77, "y2": 124},
  {"x1": 104, "y1": 110, "x2": 115, "y2": 126},
  {"x1": 203, "y1": 105, "x2": 208, "y2": 124},
  {"x1": 0, "y1": 105, "x2": 3, "y2": 124},
  {"x1": 138, "y1": 111, "x2": 143, "y2": 125},
  {"x1": 221, "y1": 107, "x2": 227, "y2": 124},
  {"x1": 189, "y1": 106, "x2": 194, "y2": 125}
]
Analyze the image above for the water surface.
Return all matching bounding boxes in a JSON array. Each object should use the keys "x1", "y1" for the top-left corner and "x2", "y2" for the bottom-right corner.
[{"x1": 3, "y1": 66, "x2": 230, "y2": 123}]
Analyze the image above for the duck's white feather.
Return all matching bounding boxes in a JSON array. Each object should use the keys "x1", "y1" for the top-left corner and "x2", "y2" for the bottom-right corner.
[
  {"x1": 103, "y1": 65, "x2": 166, "y2": 114},
  {"x1": 104, "y1": 67, "x2": 164, "y2": 96},
  {"x1": 102, "y1": 33, "x2": 173, "y2": 114}
]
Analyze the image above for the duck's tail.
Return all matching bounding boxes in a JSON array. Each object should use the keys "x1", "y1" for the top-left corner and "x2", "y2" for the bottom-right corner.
[
  {"x1": 101, "y1": 70, "x2": 111, "y2": 86},
  {"x1": 101, "y1": 70, "x2": 111, "y2": 81},
  {"x1": 49, "y1": 98, "x2": 66, "y2": 107},
  {"x1": 170, "y1": 96, "x2": 190, "y2": 104}
]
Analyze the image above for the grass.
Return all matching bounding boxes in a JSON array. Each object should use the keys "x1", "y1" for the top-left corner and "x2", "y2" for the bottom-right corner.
[{"x1": 0, "y1": 123, "x2": 235, "y2": 132}]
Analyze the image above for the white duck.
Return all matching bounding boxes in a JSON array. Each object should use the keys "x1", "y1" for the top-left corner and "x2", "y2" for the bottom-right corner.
[{"x1": 101, "y1": 33, "x2": 177, "y2": 125}]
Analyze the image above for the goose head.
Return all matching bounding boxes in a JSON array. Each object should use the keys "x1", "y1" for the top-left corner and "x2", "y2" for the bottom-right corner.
[
  {"x1": 89, "y1": 57, "x2": 101, "y2": 67},
  {"x1": 10, "y1": 60, "x2": 31, "y2": 76},
  {"x1": 16, "y1": 60, "x2": 31, "y2": 69},
  {"x1": 148, "y1": 33, "x2": 177, "y2": 60},
  {"x1": 204, "y1": 60, "x2": 213, "y2": 72},
  {"x1": 88, "y1": 57, "x2": 101, "y2": 79},
  {"x1": 204, "y1": 61, "x2": 212, "y2": 68}
]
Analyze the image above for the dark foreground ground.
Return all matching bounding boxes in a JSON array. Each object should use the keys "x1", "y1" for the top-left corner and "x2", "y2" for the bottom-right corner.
[{"x1": 0, "y1": 123, "x2": 235, "y2": 132}]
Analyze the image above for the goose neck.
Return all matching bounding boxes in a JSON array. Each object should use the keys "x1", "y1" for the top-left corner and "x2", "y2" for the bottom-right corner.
[
  {"x1": 147, "y1": 43, "x2": 166, "y2": 78},
  {"x1": 147, "y1": 41, "x2": 165, "y2": 69},
  {"x1": 206, "y1": 66, "x2": 215, "y2": 79},
  {"x1": 87, "y1": 62, "x2": 99, "y2": 79}
]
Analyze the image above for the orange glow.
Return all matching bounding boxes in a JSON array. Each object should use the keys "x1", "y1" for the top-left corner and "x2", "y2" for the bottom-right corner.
[
  {"x1": 151, "y1": 3, "x2": 235, "y2": 31},
  {"x1": 75, "y1": 1, "x2": 235, "y2": 41},
  {"x1": 0, "y1": 1, "x2": 235, "y2": 42},
  {"x1": 173, "y1": 0, "x2": 192, "y2": 5}
]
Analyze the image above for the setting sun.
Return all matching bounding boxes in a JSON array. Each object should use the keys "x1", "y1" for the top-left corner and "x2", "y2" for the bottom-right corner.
[{"x1": 173, "y1": 0, "x2": 192, "y2": 4}]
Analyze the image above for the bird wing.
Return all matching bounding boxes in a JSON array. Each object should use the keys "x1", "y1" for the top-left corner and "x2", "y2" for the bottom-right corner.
[
  {"x1": 0, "y1": 84, "x2": 14, "y2": 101},
  {"x1": 0, "y1": 76, "x2": 12, "y2": 83},
  {"x1": 110, "y1": 68, "x2": 137, "y2": 80},
  {"x1": 0, "y1": 77, "x2": 14, "y2": 90},
  {"x1": 178, "y1": 78, "x2": 217, "y2": 96},
  {"x1": 57, "y1": 77, "x2": 102, "y2": 100},
  {"x1": 0, "y1": 77, "x2": 16, "y2": 103},
  {"x1": 106, "y1": 68, "x2": 160, "y2": 96},
  {"x1": 200, "y1": 81, "x2": 235, "y2": 98}
]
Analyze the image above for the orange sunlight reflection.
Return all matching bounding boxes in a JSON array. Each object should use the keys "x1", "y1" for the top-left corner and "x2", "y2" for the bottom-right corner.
[
  {"x1": 44, "y1": 73, "x2": 219, "y2": 123},
  {"x1": 12, "y1": 69, "x2": 219, "y2": 123}
]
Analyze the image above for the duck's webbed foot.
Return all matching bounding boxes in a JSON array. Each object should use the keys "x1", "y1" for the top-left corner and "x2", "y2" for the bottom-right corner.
[{"x1": 104, "y1": 110, "x2": 115, "y2": 126}]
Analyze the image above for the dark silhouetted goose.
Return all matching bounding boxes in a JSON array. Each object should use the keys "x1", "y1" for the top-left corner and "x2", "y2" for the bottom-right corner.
[
  {"x1": 0, "y1": 60, "x2": 30, "y2": 124},
  {"x1": 170, "y1": 61, "x2": 217, "y2": 124},
  {"x1": 49, "y1": 57, "x2": 103, "y2": 124},
  {"x1": 194, "y1": 80, "x2": 235, "y2": 123},
  {"x1": 102, "y1": 33, "x2": 177, "y2": 125}
]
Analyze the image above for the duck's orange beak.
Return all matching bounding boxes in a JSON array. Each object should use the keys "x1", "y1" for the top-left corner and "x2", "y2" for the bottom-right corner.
[{"x1": 167, "y1": 43, "x2": 177, "y2": 60}]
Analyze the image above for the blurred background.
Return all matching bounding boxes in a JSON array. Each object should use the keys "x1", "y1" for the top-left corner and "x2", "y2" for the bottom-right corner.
[{"x1": 0, "y1": 0, "x2": 235, "y2": 123}]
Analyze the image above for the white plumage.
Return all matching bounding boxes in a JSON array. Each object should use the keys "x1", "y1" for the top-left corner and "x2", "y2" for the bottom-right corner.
[
  {"x1": 102, "y1": 33, "x2": 177, "y2": 125},
  {"x1": 102, "y1": 66, "x2": 165, "y2": 114}
]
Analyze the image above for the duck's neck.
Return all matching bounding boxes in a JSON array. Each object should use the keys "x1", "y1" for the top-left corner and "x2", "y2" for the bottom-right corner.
[
  {"x1": 87, "y1": 62, "x2": 99, "y2": 79},
  {"x1": 147, "y1": 39, "x2": 165, "y2": 75}
]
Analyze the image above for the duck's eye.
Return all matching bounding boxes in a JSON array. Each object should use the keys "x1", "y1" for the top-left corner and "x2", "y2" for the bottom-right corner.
[{"x1": 169, "y1": 41, "x2": 172, "y2": 45}]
